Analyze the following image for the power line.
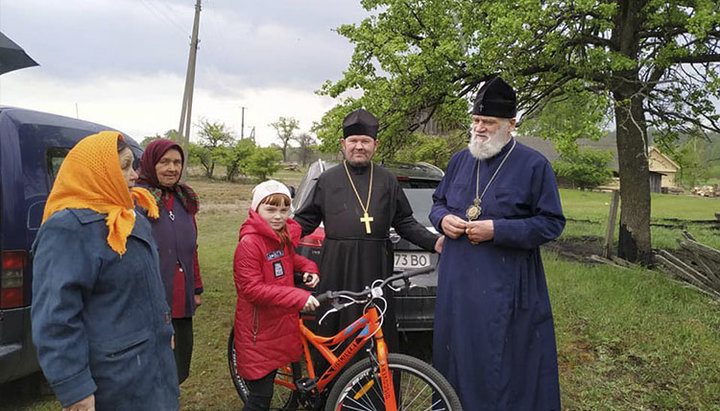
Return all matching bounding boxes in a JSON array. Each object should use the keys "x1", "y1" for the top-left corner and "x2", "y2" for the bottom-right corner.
[
  {"x1": 159, "y1": 0, "x2": 194, "y2": 32},
  {"x1": 139, "y1": 0, "x2": 191, "y2": 37}
]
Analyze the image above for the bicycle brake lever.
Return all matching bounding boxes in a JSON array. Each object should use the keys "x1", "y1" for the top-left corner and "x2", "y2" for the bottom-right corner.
[
  {"x1": 318, "y1": 298, "x2": 355, "y2": 325},
  {"x1": 331, "y1": 298, "x2": 347, "y2": 310},
  {"x1": 387, "y1": 277, "x2": 413, "y2": 292},
  {"x1": 318, "y1": 309, "x2": 336, "y2": 325}
]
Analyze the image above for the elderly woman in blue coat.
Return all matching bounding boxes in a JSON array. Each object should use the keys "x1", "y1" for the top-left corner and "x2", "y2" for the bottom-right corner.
[{"x1": 31, "y1": 131, "x2": 179, "y2": 410}]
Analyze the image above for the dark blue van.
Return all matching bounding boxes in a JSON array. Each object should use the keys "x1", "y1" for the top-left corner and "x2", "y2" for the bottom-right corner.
[{"x1": 0, "y1": 106, "x2": 141, "y2": 384}]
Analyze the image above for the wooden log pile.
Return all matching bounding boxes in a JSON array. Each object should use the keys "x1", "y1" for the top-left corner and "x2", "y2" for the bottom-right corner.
[
  {"x1": 654, "y1": 231, "x2": 720, "y2": 300},
  {"x1": 690, "y1": 185, "x2": 718, "y2": 197}
]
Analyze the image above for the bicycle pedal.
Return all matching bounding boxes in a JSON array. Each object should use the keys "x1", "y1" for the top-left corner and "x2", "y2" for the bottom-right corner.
[{"x1": 295, "y1": 377, "x2": 317, "y2": 393}]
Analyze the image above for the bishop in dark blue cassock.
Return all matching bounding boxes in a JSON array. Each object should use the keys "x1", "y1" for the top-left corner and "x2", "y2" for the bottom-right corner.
[{"x1": 430, "y1": 77, "x2": 565, "y2": 410}]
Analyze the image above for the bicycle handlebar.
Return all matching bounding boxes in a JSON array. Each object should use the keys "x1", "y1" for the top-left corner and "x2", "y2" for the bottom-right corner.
[{"x1": 314, "y1": 265, "x2": 435, "y2": 305}]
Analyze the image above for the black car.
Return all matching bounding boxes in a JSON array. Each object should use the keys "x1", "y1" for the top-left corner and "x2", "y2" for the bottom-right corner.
[{"x1": 290, "y1": 159, "x2": 443, "y2": 356}]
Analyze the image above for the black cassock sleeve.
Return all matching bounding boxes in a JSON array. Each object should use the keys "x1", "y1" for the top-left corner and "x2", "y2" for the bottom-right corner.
[{"x1": 391, "y1": 182, "x2": 439, "y2": 252}]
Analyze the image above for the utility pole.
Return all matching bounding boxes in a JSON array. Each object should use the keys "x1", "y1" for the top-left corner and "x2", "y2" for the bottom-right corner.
[
  {"x1": 240, "y1": 106, "x2": 246, "y2": 139},
  {"x1": 177, "y1": 0, "x2": 202, "y2": 178}
]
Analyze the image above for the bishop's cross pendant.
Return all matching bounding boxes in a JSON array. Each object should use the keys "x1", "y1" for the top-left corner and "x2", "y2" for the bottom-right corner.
[
  {"x1": 465, "y1": 198, "x2": 482, "y2": 221},
  {"x1": 360, "y1": 212, "x2": 374, "y2": 234}
]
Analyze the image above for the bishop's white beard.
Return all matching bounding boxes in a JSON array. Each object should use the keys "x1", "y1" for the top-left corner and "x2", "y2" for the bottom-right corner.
[{"x1": 468, "y1": 123, "x2": 511, "y2": 160}]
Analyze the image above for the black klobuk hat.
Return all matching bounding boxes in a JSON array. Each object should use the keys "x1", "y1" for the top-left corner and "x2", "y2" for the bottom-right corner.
[
  {"x1": 342, "y1": 109, "x2": 379, "y2": 139},
  {"x1": 472, "y1": 77, "x2": 517, "y2": 118}
]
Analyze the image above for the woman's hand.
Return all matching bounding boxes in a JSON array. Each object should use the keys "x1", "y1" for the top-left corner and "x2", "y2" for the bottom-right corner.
[
  {"x1": 63, "y1": 394, "x2": 95, "y2": 411},
  {"x1": 303, "y1": 295, "x2": 320, "y2": 311},
  {"x1": 302, "y1": 272, "x2": 319, "y2": 288}
]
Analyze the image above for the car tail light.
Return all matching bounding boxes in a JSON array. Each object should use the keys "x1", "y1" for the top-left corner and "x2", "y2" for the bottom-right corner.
[
  {"x1": 1, "y1": 251, "x2": 27, "y2": 309},
  {"x1": 298, "y1": 227, "x2": 325, "y2": 248}
]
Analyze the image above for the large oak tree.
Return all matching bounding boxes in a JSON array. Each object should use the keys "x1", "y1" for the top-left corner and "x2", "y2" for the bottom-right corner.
[{"x1": 316, "y1": 0, "x2": 720, "y2": 264}]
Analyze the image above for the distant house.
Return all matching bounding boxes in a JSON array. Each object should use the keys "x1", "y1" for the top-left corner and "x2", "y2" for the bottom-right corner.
[
  {"x1": 647, "y1": 146, "x2": 680, "y2": 189},
  {"x1": 515, "y1": 135, "x2": 680, "y2": 193}
]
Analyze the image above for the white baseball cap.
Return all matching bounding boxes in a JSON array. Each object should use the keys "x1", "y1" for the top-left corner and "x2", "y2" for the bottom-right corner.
[{"x1": 250, "y1": 180, "x2": 291, "y2": 211}]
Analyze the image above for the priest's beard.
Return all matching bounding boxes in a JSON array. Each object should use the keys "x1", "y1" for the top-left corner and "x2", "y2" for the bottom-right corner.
[
  {"x1": 468, "y1": 124, "x2": 511, "y2": 160},
  {"x1": 346, "y1": 157, "x2": 371, "y2": 167}
]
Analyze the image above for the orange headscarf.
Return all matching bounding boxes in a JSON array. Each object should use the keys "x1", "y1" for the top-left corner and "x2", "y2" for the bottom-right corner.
[{"x1": 42, "y1": 131, "x2": 159, "y2": 255}]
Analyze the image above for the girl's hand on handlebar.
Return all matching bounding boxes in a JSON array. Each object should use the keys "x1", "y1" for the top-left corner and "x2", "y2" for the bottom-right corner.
[
  {"x1": 303, "y1": 295, "x2": 320, "y2": 311},
  {"x1": 303, "y1": 272, "x2": 319, "y2": 288}
]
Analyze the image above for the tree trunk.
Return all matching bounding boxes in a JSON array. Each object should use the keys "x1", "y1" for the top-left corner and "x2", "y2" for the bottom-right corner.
[
  {"x1": 613, "y1": 89, "x2": 652, "y2": 264},
  {"x1": 611, "y1": 0, "x2": 652, "y2": 265}
]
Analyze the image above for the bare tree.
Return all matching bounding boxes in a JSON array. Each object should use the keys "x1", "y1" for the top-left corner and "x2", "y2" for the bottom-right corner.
[
  {"x1": 270, "y1": 117, "x2": 300, "y2": 162},
  {"x1": 293, "y1": 133, "x2": 318, "y2": 166}
]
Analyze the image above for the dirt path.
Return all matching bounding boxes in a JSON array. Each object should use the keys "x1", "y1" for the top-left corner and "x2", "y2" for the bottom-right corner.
[{"x1": 543, "y1": 236, "x2": 605, "y2": 263}]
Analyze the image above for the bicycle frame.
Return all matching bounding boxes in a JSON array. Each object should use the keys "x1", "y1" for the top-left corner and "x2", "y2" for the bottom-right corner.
[
  {"x1": 245, "y1": 267, "x2": 438, "y2": 410},
  {"x1": 281, "y1": 303, "x2": 397, "y2": 408}
]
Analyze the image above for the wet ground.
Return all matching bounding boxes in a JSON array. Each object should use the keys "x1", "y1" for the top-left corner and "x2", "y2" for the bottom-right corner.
[{"x1": 543, "y1": 236, "x2": 606, "y2": 263}]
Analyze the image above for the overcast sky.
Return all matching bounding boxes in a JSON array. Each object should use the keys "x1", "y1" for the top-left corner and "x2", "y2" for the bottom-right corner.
[{"x1": 0, "y1": 0, "x2": 368, "y2": 146}]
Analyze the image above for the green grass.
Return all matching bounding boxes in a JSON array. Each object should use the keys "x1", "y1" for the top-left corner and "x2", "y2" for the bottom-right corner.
[
  {"x1": 560, "y1": 189, "x2": 719, "y2": 222},
  {"x1": 559, "y1": 189, "x2": 720, "y2": 250},
  {"x1": 4, "y1": 183, "x2": 720, "y2": 410},
  {"x1": 176, "y1": 213, "x2": 245, "y2": 410},
  {"x1": 548, "y1": 253, "x2": 720, "y2": 410}
]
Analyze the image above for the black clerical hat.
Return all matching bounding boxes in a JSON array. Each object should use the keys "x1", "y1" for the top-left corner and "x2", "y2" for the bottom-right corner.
[
  {"x1": 342, "y1": 109, "x2": 379, "y2": 139},
  {"x1": 472, "y1": 77, "x2": 517, "y2": 118}
]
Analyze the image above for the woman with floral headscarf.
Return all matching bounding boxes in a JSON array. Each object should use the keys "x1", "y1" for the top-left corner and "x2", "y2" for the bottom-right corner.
[
  {"x1": 136, "y1": 139, "x2": 202, "y2": 384},
  {"x1": 31, "y1": 131, "x2": 179, "y2": 410}
]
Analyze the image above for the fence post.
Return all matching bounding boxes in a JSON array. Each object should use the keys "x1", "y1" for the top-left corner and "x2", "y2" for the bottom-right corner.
[{"x1": 602, "y1": 190, "x2": 620, "y2": 258}]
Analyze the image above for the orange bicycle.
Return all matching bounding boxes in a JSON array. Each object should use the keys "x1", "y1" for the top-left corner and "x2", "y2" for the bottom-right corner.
[{"x1": 228, "y1": 267, "x2": 462, "y2": 410}]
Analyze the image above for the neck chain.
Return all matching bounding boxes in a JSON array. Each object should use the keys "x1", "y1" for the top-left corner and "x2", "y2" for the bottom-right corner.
[
  {"x1": 465, "y1": 139, "x2": 517, "y2": 221},
  {"x1": 343, "y1": 160, "x2": 375, "y2": 234}
]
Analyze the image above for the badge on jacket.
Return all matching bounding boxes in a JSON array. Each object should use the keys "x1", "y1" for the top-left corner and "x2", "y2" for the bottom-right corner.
[
  {"x1": 266, "y1": 250, "x2": 285, "y2": 260},
  {"x1": 273, "y1": 261, "x2": 285, "y2": 278}
]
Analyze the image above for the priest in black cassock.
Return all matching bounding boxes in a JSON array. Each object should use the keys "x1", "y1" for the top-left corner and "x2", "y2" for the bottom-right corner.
[
  {"x1": 430, "y1": 77, "x2": 565, "y2": 410},
  {"x1": 293, "y1": 109, "x2": 443, "y2": 362}
]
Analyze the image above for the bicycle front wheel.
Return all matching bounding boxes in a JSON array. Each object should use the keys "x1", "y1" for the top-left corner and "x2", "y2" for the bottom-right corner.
[
  {"x1": 227, "y1": 327, "x2": 301, "y2": 410},
  {"x1": 325, "y1": 353, "x2": 463, "y2": 411}
]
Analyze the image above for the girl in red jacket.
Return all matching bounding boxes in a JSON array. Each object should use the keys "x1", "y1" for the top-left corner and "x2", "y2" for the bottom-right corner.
[{"x1": 233, "y1": 180, "x2": 320, "y2": 411}]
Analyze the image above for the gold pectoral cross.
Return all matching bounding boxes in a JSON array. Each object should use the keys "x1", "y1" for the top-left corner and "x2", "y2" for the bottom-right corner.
[{"x1": 360, "y1": 212, "x2": 374, "y2": 234}]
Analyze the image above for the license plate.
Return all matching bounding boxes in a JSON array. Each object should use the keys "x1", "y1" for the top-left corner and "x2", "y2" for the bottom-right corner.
[{"x1": 394, "y1": 252, "x2": 431, "y2": 269}]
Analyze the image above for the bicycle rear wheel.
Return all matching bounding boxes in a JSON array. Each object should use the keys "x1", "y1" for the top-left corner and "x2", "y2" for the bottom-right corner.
[
  {"x1": 325, "y1": 353, "x2": 463, "y2": 411},
  {"x1": 227, "y1": 327, "x2": 301, "y2": 410}
]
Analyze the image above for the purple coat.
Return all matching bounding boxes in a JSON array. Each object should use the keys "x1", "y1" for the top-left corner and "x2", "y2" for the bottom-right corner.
[{"x1": 137, "y1": 185, "x2": 199, "y2": 317}]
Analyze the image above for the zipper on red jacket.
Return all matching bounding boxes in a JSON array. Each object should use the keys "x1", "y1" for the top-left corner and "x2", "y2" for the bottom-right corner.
[{"x1": 252, "y1": 306, "x2": 258, "y2": 344}]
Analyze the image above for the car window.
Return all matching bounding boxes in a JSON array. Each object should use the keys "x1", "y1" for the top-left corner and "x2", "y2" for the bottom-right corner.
[
  {"x1": 403, "y1": 188, "x2": 436, "y2": 226},
  {"x1": 398, "y1": 179, "x2": 441, "y2": 189},
  {"x1": 291, "y1": 161, "x2": 322, "y2": 213},
  {"x1": 46, "y1": 147, "x2": 69, "y2": 186},
  {"x1": 291, "y1": 160, "x2": 339, "y2": 214}
]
